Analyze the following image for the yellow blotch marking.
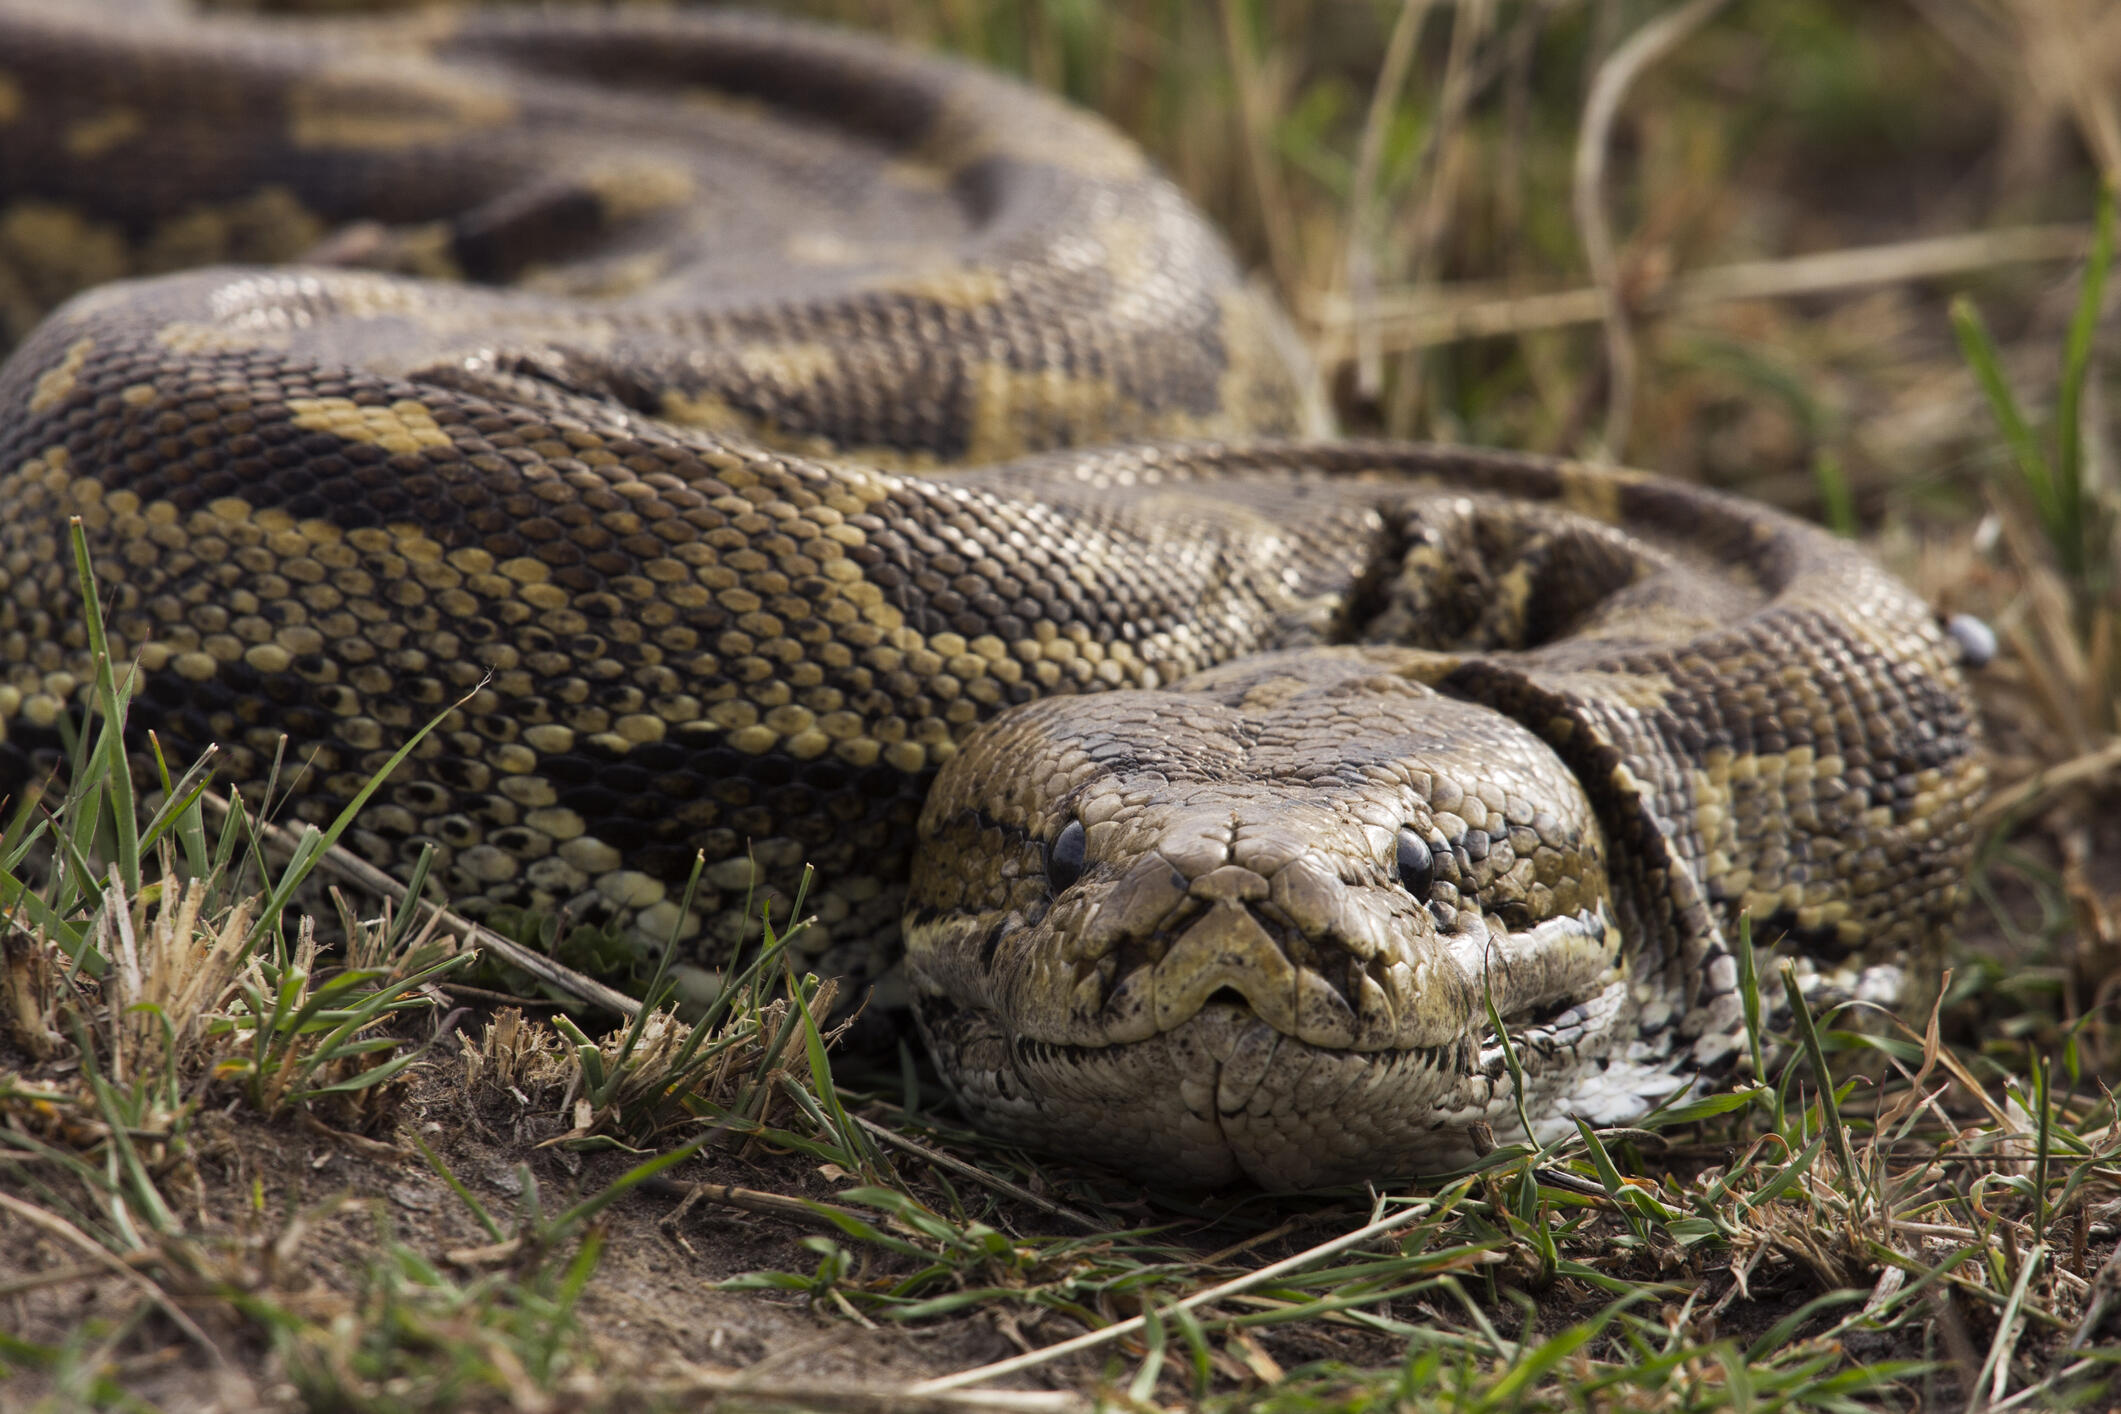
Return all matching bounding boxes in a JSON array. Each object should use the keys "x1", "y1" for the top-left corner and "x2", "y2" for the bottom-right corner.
[
  {"x1": 736, "y1": 343, "x2": 839, "y2": 388},
  {"x1": 661, "y1": 389, "x2": 759, "y2": 440},
  {"x1": 1554, "y1": 463, "x2": 1626, "y2": 523},
  {"x1": 286, "y1": 396, "x2": 453, "y2": 454},
  {"x1": 784, "y1": 232, "x2": 865, "y2": 266},
  {"x1": 0, "y1": 74, "x2": 21, "y2": 125},
  {"x1": 65, "y1": 107, "x2": 141, "y2": 158},
  {"x1": 27, "y1": 338, "x2": 92, "y2": 414},
  {"x1": 583, "y1": 161, "x2": 695, "y2": 222},
  {"x1": 520, "y1": 248, "x2": 667, "y2": 299},
  {"x1": 156, "y1": 321, "x2": 285, "y2": 355},
  {"x1": 289, "y1": 63, "x2": 516, "y2": 150},
  {"x1": 658, "y1": 389, "x2": 942, "y2": 474},
  {"x1": 137, "y1": 186, "x2": 327, "y2": 279},
  {"x1": 960, "y1": 360, "x2": 1226, "y2": 464},
  {"x1": 873, "y1": 265, "x2": 1010, "y2": 312},
  {"x1": 678, "y1": 87, "x2": 772, "y2": 122}
]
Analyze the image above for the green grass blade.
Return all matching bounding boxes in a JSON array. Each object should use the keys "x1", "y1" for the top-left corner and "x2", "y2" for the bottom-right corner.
[
  {"x1": 68, "y1": 521, "x2": 141, "y2": 893},
  {"x1": 1952, "y1": 294, "x2": 2057, "y2": 524},
  {"x1": 2054, "y1": 183, "x2": 2115, "y2": 582},
  {"x1": 1781, "y1": 963, "x2": 1858, "y2": 1183}
]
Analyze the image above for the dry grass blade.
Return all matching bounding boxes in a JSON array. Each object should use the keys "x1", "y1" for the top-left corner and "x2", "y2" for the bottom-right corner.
[
  {"x1": 1572, "y1": 0, "x2": 1733, "y2": 459},
  {"x1": 1344, "y1": 0, "x2": 1435, "y2": 398},
  {"x1": 908, "y1": 1199, "x2": 1438, "y2": 1394},
  {"x1": 1214, "y1": 0, "x2": 1300, "y2": 299},
  {"x1": 2006, "y1": 0, "x2": 2121, "y2": 186},
  {"x1": 0, "y1": 1190, "x2": 235, "y2": 1378},
  {"x1": 1309, "y1": 223, "x2": 2092, "y2": 359},
  {"x1": 1976, "y1": 736, "x2": 2121, "y2": 826},
  {"x1": 643, "y1": 1373, "x2": 1086, "y2": 1414}
]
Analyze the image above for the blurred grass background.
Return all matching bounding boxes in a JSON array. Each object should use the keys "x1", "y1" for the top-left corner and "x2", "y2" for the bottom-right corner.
[{"x1": 766, "y1": 0, "x2": 2101, "y2": 503}]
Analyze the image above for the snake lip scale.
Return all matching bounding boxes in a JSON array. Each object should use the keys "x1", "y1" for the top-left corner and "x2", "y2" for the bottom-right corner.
[{"x1": 0, "y1": 3, "x2": 1985, "y2": 1189}]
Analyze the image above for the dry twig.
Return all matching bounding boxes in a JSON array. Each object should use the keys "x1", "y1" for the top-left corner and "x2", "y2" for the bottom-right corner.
[
  {"x1": 1308, "y1": 223, "x2": 2092, "y2": 359},
  {"x1": 1571, "y1": 0, "x2": 1733, "y2": 459},
  {"x1": 201, "y1": 791, "x2": 638, "y2": 1017}
]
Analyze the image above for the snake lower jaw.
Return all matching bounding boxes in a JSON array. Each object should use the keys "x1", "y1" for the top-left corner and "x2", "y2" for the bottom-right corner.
[{"x1": 912, "y1": 995, "x2": 1492, "y2": 1189}]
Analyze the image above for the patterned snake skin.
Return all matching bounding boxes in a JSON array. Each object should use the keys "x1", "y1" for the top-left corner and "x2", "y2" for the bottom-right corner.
[{"x1": 0, "y1": 4, "x2": 1984, "y2": 1186}]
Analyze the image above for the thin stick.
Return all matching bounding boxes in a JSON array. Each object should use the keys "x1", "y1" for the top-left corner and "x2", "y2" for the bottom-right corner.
[
  {"x1": 2066, "y1": 1217, "x2": 2121, "y2": 1350},
  {"x1": 1309, "y1": 223, "x2": 2093, "y2": 358},
  {"x1": 1975, "y1": 737, "x2": 2121, "y2": 827},
  {"x1": 643, "y1": 1371, "x2": 1085, "y2": 1414},
  {"x1": 0, "y1": 1257, "x2": 150, "y2": 1298},
  {"x1": 202, "y1": 792, "x2": 639, "y2": 1017},
  {"x1": 908, "y1": 1198, "x2": 1436, "y2": 1393},
  {"x1": 1571, "y1": 0, "x2": 1733, "y2": 460}
]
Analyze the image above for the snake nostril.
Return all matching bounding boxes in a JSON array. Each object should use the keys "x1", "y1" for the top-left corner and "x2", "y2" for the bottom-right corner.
[{"x1": 1204, "y1": 986, "x2": 1249, "y2": 1011}]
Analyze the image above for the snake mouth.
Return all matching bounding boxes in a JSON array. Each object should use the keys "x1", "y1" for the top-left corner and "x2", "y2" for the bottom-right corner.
[
  {"x1": 908, "y1": 899, "x2": 1631, "y2": 1184},
  {"x1": 914, "y1": 995, "x2": 1487, "y2": 1188}
]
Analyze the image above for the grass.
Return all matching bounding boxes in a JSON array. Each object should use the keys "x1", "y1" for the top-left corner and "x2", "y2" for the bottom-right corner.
[{"x1": 3, "y1": 0, "x2": 2121, "y2": 1409}]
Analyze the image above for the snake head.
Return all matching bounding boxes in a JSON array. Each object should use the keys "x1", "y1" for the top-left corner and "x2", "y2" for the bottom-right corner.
[{"x1": 905, "y1": 649, "x2": 1629, "y2": 1188}]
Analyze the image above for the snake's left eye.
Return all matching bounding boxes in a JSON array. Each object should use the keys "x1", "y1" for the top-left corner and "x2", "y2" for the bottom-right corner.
[
  {"x1": 1394, "y1": 828, "x2": 1434, "y2": 897},
  {"x1": 1046, "y1": 819, "x2": 1087, "y2": 894}
]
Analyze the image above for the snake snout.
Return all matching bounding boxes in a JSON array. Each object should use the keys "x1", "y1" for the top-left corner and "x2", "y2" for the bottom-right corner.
[{"x1": 1093, "y1": 833, "x2": 1454, "y2": 1051}]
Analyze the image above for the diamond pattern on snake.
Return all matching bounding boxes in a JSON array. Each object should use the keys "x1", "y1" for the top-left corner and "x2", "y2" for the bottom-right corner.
[{"x1": 0, "y1": 3, "x2": 1984, "y2": 1186}]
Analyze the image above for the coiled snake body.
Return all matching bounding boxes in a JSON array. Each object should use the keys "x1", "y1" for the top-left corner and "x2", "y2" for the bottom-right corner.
[{"x1": 0, "y1": 4, "x2": 1984, "y2": 1186}]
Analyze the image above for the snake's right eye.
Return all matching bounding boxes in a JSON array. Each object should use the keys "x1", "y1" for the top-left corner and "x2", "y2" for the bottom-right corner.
[
  {"x1": 1045, "y1": 819, "x2": 1087, "y2": 894},
  {"x1": 1394, "y1": 828, "x2": 1434, "y2": 898}
]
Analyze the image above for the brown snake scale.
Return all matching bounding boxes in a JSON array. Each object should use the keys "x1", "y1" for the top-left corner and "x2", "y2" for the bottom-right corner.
[{"x1": 0, "y1": 3, "x2": 1984, "y2": 1186}]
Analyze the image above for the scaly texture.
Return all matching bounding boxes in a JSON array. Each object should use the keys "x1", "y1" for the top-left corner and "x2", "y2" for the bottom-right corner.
[{"x1": 0, "y1": 3, "x2": 1983, "y2": 1186}]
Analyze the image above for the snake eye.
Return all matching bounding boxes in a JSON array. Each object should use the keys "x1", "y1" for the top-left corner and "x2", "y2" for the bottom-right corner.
[
  {"x1": 1045, "y1": 819, "x2": 1087, "y2": 894},
  {"x1": 1394, "y1": 828, "x2": 1434, "y2": 897}
]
